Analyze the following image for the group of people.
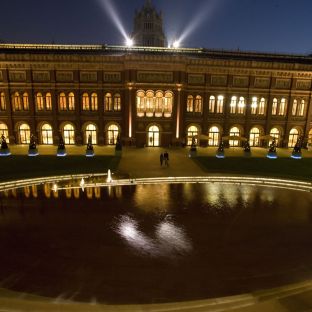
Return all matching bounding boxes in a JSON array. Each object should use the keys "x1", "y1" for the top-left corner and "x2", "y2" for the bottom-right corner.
[{"x1": 160, "y1": 151, "x2": 169, "y2": 167}]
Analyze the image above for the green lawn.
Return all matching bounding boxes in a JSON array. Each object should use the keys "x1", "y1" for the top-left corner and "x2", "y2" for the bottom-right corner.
[
  {"x1": 0, "y1": 155, "x2": 120, "y2": 182},
  {"x1": 194, "y1": 156, "x2": 312, "y2": 181}
]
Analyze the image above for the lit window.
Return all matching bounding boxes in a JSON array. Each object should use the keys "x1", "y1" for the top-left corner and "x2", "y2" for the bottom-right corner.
[
  {"x1": 288, "y1": 128, "x2": 299, "y2": 148},
  {"x1": 41, "y1": 123, "x2": 53, "y2": 145},
  {"x1": 230, "y1": 96, "x2": 237, "y2": 114},
  {"x1": 0, "y1": 122, "x2": 9, "y2": 142},
  {"x1": 68, "y1": 92, "x2": 75, "y2": 111},
  {"x1": 279, "y1": 98, "x2": 286, "y2": 116},
  {"x1": 155, "y1": 91, "x2": 163, "y2": 116},
  {"x1": 259, "y1": 98, "x2": 265, "y2": 115},
  {"x1": 249, "y1": 127, "x2": 260, "y2": 146},
  {"x1": 114, "y1": 94, "x2": 121, "y2": 111},
  {"x1": 208, "y1": 126, "x2": 219, "y2": 146},
  {"x1": 292, "y1": 99, "x2": 298, "y2": 116},
  {"x1": 107, "y1": 124, "x2": 119, "y2": 145},
  {"x1": 229, "y1": 126, "x2": 240, "y2": 146},
  {"x1": 19, "y1": 123, "x2": 31, "y2": 144},
  {"x1": 270, "y1": 128, "x2": 280, "y2": 145},
  {"x1": 298, "y1": 100, "x2": 305, "y2": 116},
  {"x1": 187, "y1": 95, "x2": 193, "y2": 112},
  {"x1": 0, "y1": 92, "x2": 6, "y2": 111},
  {"x1": 82, "y1": 93, "x2": 90, "y2": 111},
  {"x1": 104, "y1": 93, "x2": 113, "y2": 111},
  {"x1": 46, "y1": 93, "x2": 52, "y2": 110},
  {"x1": 237, "y1": 97, "x2": 245, "y2": 114},
  {"x1": 251, "y1": 97, "x2": 258, "y2": 115},
  {"x1": 209, "y1": 96, "x2": 215, "y2": 113},
  {"x1": 194, "y1": 95, "x2": 202, "y2": 113},
  {"x1": 187, "y1": 125, "x2": 198, "y2": 145},
  {"x1": 13, "y1": 92, "x2": 21, "y2": 111},
  {"x1": 63, "y1": 124, "x2": 75, "y2": 144},
  {"x1": 216, "y1": 95, "x2": 224, "y2": 113},
  {"x1": 86, "y1": 123, "x2": 97, "y2": 144},
  {"x1": 272, "y1": 98, "x2": 278, "y2": 115},
  {"x1": 136, "y1": 90, "x2": 145, "y2": 117},
  {"x1": 164, "y1": 91, "x2": 173, "y2": 117},
  {"x1": 22, "y1": 93, "x2": 29, "y2": 110},
  {"x1": 91, "y1": 93, "x2": 98, "y2": 111},
  {"x1": 59, "y1": 93, "x2": 67, "y2": 110},
  {"x1": 36, "y1": 93, "x2": 44, "y2": 111}
]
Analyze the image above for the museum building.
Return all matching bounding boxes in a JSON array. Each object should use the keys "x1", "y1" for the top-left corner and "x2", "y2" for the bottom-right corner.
[{"x1": 0, "y1": 0, "x2": 312, "y2": 148}]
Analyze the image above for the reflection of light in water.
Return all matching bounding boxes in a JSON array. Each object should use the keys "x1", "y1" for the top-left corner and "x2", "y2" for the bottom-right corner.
[
  {"x1": 260, "y1": 188, "x2": 274, "y2": 203},
  {"x1": 86, "y1": 187, "x2": 93, "y2": 199},
  {"x1": 65, "y1": 187, "x2": 72, "y2": 199},
  {"x1": 116, "y1": 216, "x2": 192, "y2": 258},
  {"x1": 94, "y1": 187, "x2": 101, "y2": 199},
  {"x1": 223, "y1": 185, "x2": 238, "y2": 207},
  {"x1": 44, "y1": 183, "x2": 51, "y2": 198},
  {"x1": 24, "y1": 186, "x2": 30, "y2": 198},
  {"x1": 73, "y1": 188, "x2": 80, "y2": 199},
  {"x1": 182, "y1": 183, "x2": 195, "y2": 203},
  {"x1": 32, "y1": 185, "x2": 38, "y2": 198},
  {"x1": 240, "y1": 185, "x2": 253, "y2": 205},
  {"x1": 204, "y1": 183, "x2": 222, "y2": 207}
]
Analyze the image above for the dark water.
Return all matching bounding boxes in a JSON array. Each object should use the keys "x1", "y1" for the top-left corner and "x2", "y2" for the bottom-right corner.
[{"x1": 0, "y1": 183, "x2": 312, "y2": 304}]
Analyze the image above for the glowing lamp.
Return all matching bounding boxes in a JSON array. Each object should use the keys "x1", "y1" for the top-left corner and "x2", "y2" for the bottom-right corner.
[
  {"x1": 173, "y1": 40, "x2": 180, "y2": 48},
  {"x1": 126, "y1": 37, "x2": 134, "y2": 47}
]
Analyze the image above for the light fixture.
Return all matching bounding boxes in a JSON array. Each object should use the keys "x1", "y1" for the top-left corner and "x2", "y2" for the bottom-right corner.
[
  {"x1": 126, "y1": 37, "x2": 134, "y2": 47},
  {"x1": 173, "y1": 40, "x2": 180, "y2": 48}
]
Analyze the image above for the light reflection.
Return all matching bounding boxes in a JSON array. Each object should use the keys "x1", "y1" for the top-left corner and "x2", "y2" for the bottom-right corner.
[
  {"x1": 73, "y1": 188, "x2": 80, "y2": 199},
  {"x1": 32, "y1": 185, "x2": 38, "y2": 198}
]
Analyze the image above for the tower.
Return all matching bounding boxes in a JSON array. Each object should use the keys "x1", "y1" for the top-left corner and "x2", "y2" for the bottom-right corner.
[{"x1": 132, "y1": 0, "x2": 166, "y2": 47}]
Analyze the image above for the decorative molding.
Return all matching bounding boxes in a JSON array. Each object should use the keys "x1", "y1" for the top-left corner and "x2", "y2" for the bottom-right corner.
[
  {"x1": 137, "y1": 71, "x2": 173, "y2": 83},
  {"x1": 32, "y1": 71, "x2": 50, "y2": 82},
  {"x1": 211, "y1": 75, "x2": 227, "y2": 86},
  {"x1": 188, "y1": 74, "x2": 205, "y2": 85},
  {"x1": 80, "y1": 71, "x2": 98, "y2": 82},
  {"x1": 296, "y1": 80, "x2": 311, "y2": 90},
  {"x1": 0, "y1": 71, "x2": 3, "y2": 81},
  {"x1": 275, "y1": 78, "x2": 291, "y2": 89},
  {"x1": 9, "y1": 71, "x2": 26, "y2": 82},
  {"x1": 56, "y1": 71, "x2": 74, "y2": 82},
  {"x1": 233, "y1": 76, "x2": 249, "y2": 87},
  {"x1": 103, "y1": 72, "x2": 121, "y2": 82},
  {"x1": 254, "y1": 77, "x2": 270, "y2": 88}
]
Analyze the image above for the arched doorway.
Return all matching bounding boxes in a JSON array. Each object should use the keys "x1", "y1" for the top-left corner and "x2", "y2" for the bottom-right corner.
[
  {"x1": 229, "y1": 127, "x2": 240, "y2": 147},
  {"x1": 249, "y1": 127, "x2": 260, "y2": 147},
  {"x1": 107, "y1": 124, "x2": 119, "y2": 145},
  {"x1": 41, "y1": 123, "x2": 53, "y2": 144},
  {"x1": 208, "y1": 126, "x2": 219, "y2": 146},
  {"x1": 0, "y1": 123, "x2": 9, "y2": 143},
  {"x1": 148, "y1": 125, "x2": 160, "y2": 147},
  {"x1": 288, "y1": 128, "x2": 299, "y2": 148},
  {"x1": 270, "y1": 128, "x2": 280, "y2": 146},
  {"x1": 63, "y1": 124, "x2": 75, "y2": 145},
  {"x1": 187, "y1": 125, "x2": 199, "y2": 145},
  {"x1": 19, "y1": 123, "x2": 31, "y2": 144},
  {"x1": 85, "y1": 124, "x2": 97, "y2": 144}
]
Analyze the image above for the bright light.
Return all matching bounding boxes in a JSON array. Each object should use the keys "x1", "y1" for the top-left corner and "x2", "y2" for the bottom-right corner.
[
  {"x1": 126, "y1": 37, "x2": 134, "y2": 47},
  {"x1": 173, "y1": 40, "x2": 180, "y2": 48}
]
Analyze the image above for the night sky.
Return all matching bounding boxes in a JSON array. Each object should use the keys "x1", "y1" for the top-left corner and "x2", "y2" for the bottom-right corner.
[{"x1": 0, "y1": 0, "x2": 311, "y2": 54}]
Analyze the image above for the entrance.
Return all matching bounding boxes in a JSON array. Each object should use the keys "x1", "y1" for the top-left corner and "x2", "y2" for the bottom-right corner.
[{"x1": 148, "y1": 125, "x2": 160, "y2": 147}]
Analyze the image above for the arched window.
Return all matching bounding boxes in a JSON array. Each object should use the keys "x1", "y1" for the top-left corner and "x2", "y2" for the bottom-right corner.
[
  {"x1": 22, "y1": 93, "x2": 29, "y2": 110},
  {"x1": 279, "y1": 98, "x2": 286, "y2": 116},
  {"x1": 251, "y1": 97, "x2": 258, "y2": 115},
  {"x1": 298, "y1": 100, "x2": 305, "y2": 116},
  {"x1": 187, "y1": 95, "x2": 193, "y2": 112},
  {"x1": 104, "y1": 93, "x2": 113, "y2": 111},
  {"x1": 259, "y1": 98, "x2": 265, "y2": 115},
  {"x1": 237, "y1": 97, "x2": 245, "y2": 114},
  {"x1": 230, "y1": 96, "x2": 237, "y2": 114},
  {"x1": 19, "y1": 123, "x2": 31, "y2": 144},
  {"x1": 187, "y1": 125, "x2": 198, "y2": 146},
  {"x1": 107, "y1": 124, "x2": 119, "y2": 145},
  {"x1": 0, "y1": 92, "x2": 6, "y2": 111},
  {"x1": 155, "y1": 91, "x2": 163, "y2": 117},
  {"x1": 195, "y1": 95, "x2": 202, "y2": 113},
  {"x1": 146, "y1": 91, "x2": 154, "y2": 116},
  {"x1": 292, "y1": 99, "x2": 298, "y2": 116},
  {"x1": 288, "y1": 128, "x2": 299, "y2": 148},
  {"x1": 309, "y1": 129, "x2": 312, "y2": 146},
  {"x1": 114, "y1": 94, "x2": 121, "y2": 111},
  {"x1": 41, "y1": 123, "x2": 53, "y2": 145},
  {"x1": 46, "y1": 93, "x2": 52, "y2": 110},
  {"x1": 229, "y1": 126, "x2": 240, "y2": 147},
  {"x1": 13, "y1": 92, "x2": 21, "y2": 111},
  {"x1": 164, "y1": 91, "x2": 173, "y2": 117},
  {"x1": 0, "y1": 123, "x2": 9, "y2": 143},
  {"x1": 36, "y1": 93, "x2": 44, "y2": 111},
  {"x1": 270, "y1": 128, "x2": 280, "y2": 145},
  {"x1": 209, "y1": 96, "x2": 215, "y2": 113},
  {"x1": 148, "y1": 125, "x2": 160, "y2": 147},
  {"x1": 85, "y1": 123, "x2": 97, "y2": 144},
  {"x1": 91, "y1": 93, "x2": 98, "y2": 111},
  {"x1": 63, "y1": 124, "x2": 75, "y2": 145},
  {"x1": 59, "y1": 92, "x2": 67, "y2": 110},
  {"x1": 272, "y1": 98, "x2": 278, "y2": 115},
  {"x1": 68, "y1": 92, "x2": 75, "y2": 110},
  {"x1": 82, "y1": 93, "x2": 90, "y2": 111},
  {"x1": 136, "y1": 90, "x2": 145, "y2": 117},
  {"x1": 249, "y1": 127, "x2": 260, "y2": 147},
  {"x1": 216, "y1": 95, "x2": 224, "y2": 113},
  {"x1": 208, "y1": 126, "x2": 219, "y2": 146}
]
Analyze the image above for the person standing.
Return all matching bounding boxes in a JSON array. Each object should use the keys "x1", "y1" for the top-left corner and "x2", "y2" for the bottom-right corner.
[
  {"x1": 164, "y1": 151, "x2": 169, "y2": 166},
  {"x1": 160, "y1": 153, "x2": 164, "y2": 166}
]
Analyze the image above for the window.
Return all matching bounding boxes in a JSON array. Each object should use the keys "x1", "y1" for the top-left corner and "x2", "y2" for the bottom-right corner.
[
  {"x1": 288, "y1": 128, "x2": 299, "y2": 148},
  {"x1": 68, "y1": 92, "x2": 75, "y2": 110},
  {"x1": 136, "y1": 90, "x2": 145, "y2": 117},
  {"x1": 279, "y1": 98, "x2": 286, "y2": 116},
  {"x1": 114, "y1": 94, "x2": 121, "y2": 111},
  {"x1": 41, "y1": 123, "x2": 53, "y2": 145},
  {"x1": 230, "y1": 96, "x2": 237, "y2": 114},
  {"x1": 209, "y1": 96, "x2": 215, "y2": 113},
  {"x1": 85, "y1": 123, "x2": 97, "y2": 144},
  {"x1": 82, "y1": 93, "x2": 90, "y2": 111},
  {"x1": 104, "y1": 93, "x2": 113, "y2": 111},
  {"x1": 187, "y1": 95, "x2": 193, "y2": 112},
  {"x1": 309, "y1": 129, "x2": 312, "y2": 146},
  {"x1": 298, "y1": 100, "x2": 305, "y2": 116},
  {"x1": 46, "y1": 93, "x2": 52, "y2": 110},
  {"x1": 251, "y1": 97, "x2": 258, "y2": 115},
  {"x1": 0, "y1": 92, "x2": 6, "y2": 111},
  {"x1": 187, "y1": 125, "x2": 198, "y2": 146},
  {"x1": 259, "y1": 98, "x2": 265, "y2": 115},
  {"x1": 107, "y1": 124, "x2": 119, "y2": 145},
  {"x1": 194, "y1": 95, "x2": 202, "y2": 113},
  {"x1": 0, "y1": 123, "x2": 9, "y2": 142},
  {"x1": 208, "y1": 126, "x2": 219, "y2": 146},
  {"x1": 249, "y1": 127, "x2": 260, "y2": 147},
  {"x1": 292, "y1": 99, "x2": 298, "y2": 116},
  {"x1": 164, "y1": 91, "x2": 173, "y2": 117},
  {"x1": 216, "y1": 95, "x2": 224, "y2": 113},
  {"x1": 36, "y1": 93, "x2": 44, "y2": 111},
  {"x1": 272, "y1": 98, "x2": 278, "y2": 115},
  {"x1": 63, "y1": 124, "x2": 75, "y2": 145},
  {"x1": 148, "y1": 125, "x2": 160, "y2": 147},
  {"x1": 19, "y1": 123, "x2": 31, "y2": 144},
  {"x1": 22, "y1": 93, "x2": 29, "y2": 110},
  {"x1": 59, "y1": 93, "x2": 67, "y2": 110},
  {"x1": 229, "y1": 127, "x2": 240, "y2": 147},
  {"x1": 237, "y1": 97, "x2": 245, "y2": 114},
  {"x1": 270, "y1": 128, "x2": 280, "y2": 145},
  {"x1": 91, "y1": 93, "x2": 98, "y2": 111},
  {"x1": 146, "y1": 91, "x2": 154, "y2": 116},
  {"x1": 155, "y1": 91, "x2": 163, "y2": 116}
]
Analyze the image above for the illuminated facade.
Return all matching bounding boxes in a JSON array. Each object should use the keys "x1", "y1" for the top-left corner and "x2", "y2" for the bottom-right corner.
[{"x1": 0, "y1": 44, "x2": 312, "y2": 148}]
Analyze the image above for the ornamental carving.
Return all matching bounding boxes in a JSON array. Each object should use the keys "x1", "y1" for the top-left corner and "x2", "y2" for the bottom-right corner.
[
  {"x1": 188, "y1": 74, "x2": 205, "y2": 85},
  {"x1": 9, "y1": 71, "x2": 26, "y2": 82},
  {"x1": 80, "y1": 71, "x2": 98, "y2": 82},
  {"x1": 233, "y1": 76, "x2": 249, "y2": 87},
  {"x1": 211, "y1": 75, "x2": 227, "y2": 86},
  {"x1": 33, "y1": 71, "x2": 50, "y2": 82},
  {"x1": 275, "y1": 78, "x2": 291, "y2": 89},
  {"x1": 296, "y1": 80, "x2": 311, "y2": 90},
  {"x1": 56, "y1": 71, "x2": 74, "y2": 82},
  {"x1": 137, "y1": 71, "x2": 173, "y2": 83},
  {"x1": 103, "y1": 72, "x2": 121, "y2": 82}
]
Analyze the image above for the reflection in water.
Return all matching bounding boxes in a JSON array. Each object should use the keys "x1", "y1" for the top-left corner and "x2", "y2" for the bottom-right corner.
[
  {"x1": 32, "y1": 185, "x2": 38, "y2": 198},
  {"x1": 44, "y1": 183, "x2": 51, "y2": 198}
]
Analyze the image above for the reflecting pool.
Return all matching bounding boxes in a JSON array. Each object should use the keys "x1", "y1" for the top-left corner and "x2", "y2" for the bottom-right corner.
[{"x1": 0, "y1": 181, "x2": 312, "y2": 304}]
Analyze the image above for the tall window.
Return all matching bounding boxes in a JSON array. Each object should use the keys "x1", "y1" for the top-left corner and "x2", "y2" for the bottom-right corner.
[
  {"x1": 36, "y1": 93, "x2": 44, "y2": 111},
  {"x1": 63, "y1": 124, "x2": 75, "y2": 145},
  {"x1": 13, "y1": 92, "x2": 22, "y2": 111},
  {"x1": 270, "y1": 128, "x2": 280, "y2": 145},
  {"x1": 155, "y1": 91, "x2": 163, "y2": 116},
  {"x1": 82, "y1": 93, "x2": 90, "y2": 110},
  {"x1": 209, "y1": 96, "x2": 215, "y2": 113},
  {"x1": 288, "y1": 128, "x2": 299, "y2": 148},
  {"x1": 19, "y1": 123, "x2": 31, "y2": 144},
  {"x1": 194, "y1": 95, "x2": 203, "y2": 113},
  {"x1": 164, "y1": 91, "x2": 173, "y2": 116},
  {"x1": 85, "y1": 123, "x2": 97, "y2": 144},
  {"x1": 46, "y1": 93, "x2": 52, "y2": 110},
  {"x1": 107, "y1": 124, "x2": 119, "y2": 145},
  {"x1": 187, "y1": 95, "x2": 193, "y2": 112},
  {"x1": 298, "y1": 100, "x2": 305, "y2": 116},
  {"x1": 68, "y1": 92, "x2": 75, "y2": 110},
  {"x1": 0, "y1": 92, "x2": 6, "y2": 111},
  {"x1": 279, "y1": 98, "x2": 286, "y2": 116},
  {"x1": 0, "y1": 123, "x2": 9, "y2": 142},
  {"x1": 272, "y1": 98, "x2": 278, "y2": 115},
  {"x1": 259, "y1": 98, "x2": 265, "y2": 115},
  {"x1": 230, "y1": 96, "x2": 237, "y2": 114},
  {"x1": 249, "y1": 127, "x2": 260, "y2": 147},
  {"x1": 187, "y1": 125, "x2": 198, "y2": 146},
  {"x1": 229, "y1": 127, "x2": 240, "y2": 147},
  {"x1": 41, "y1": 123, "x2": 53, "y2": 145},
  {"x1": 251, "y1": 97, "x2": 258, "y2": 115},
  {"x1": 114, "y1": 94, "x2": 121, "y2": 111},
  {"x1": 59, "y1": 92, "x2": 67, "y2": 110},
  {"x1": 137, "y1": 91, "x2": 145, "y2": 117},
  {"x1": 104, "y1": 93, "x2": 113, "y2": 111},
  {"x1": 292, "y1": 99, "x2": 298, "y2": 116},
  {"x1": 91, "y1": 93, "x2": 98, "y2": 111},
  {"x1": 309, "y1": 129, "x2": 312, "y2": 146},
  {"x1": 22, "y1": 93, "x2": 29, "y2": 110},
  {"x1": 237, "y1": 97, "x2": 245, "y2": 114},
  {"x1": 208, "y1": 126, "x2": 219, "y2": 146},
  {"x1": 216, "y1": 95, "x2": 224, "y2": 113}
]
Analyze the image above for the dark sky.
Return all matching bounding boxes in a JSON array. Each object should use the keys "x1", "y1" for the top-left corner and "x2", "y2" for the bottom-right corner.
[{"x1": 0, "y1": 0, "x2": 311, "y2": 54}]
